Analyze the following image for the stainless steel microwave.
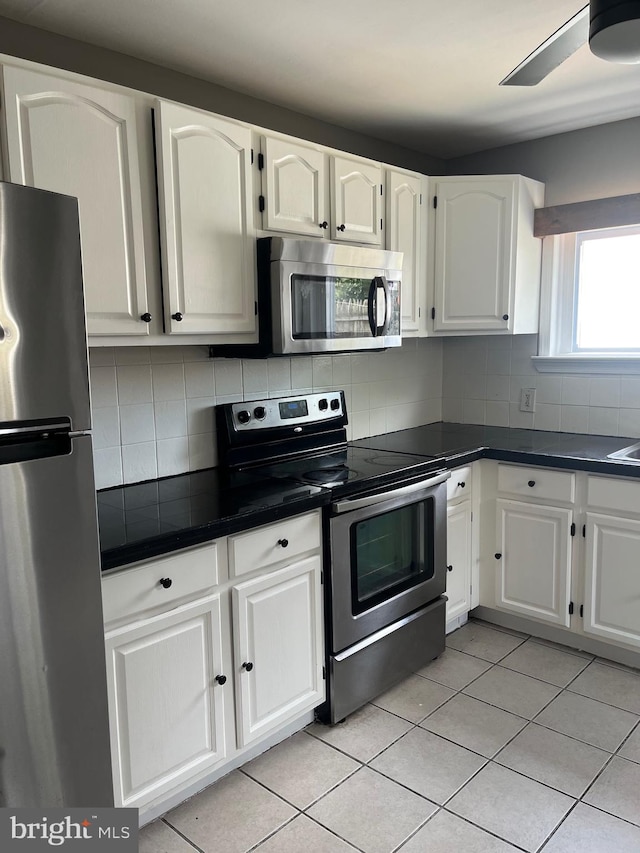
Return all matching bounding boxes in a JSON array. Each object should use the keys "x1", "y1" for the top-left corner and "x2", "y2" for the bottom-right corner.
[
  {"x1": 267, "y1": 237, "x2": 402, "y2": 354},
  {"x1": 218, "y1": 237, "x2": 403, "y2": 357}
]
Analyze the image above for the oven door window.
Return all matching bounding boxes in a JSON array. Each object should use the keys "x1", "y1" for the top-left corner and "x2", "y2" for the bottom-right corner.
[
  {"x1": 291, "y1": 274, "x2": 374, "y2": 340},
  {"x1": 351, "y1": 499, "x2": 434, "y2": 614}
]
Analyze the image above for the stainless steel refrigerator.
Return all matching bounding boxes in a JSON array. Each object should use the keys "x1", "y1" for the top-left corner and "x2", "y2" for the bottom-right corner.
[{"x1": 0, "y1": 181, "x2": 113, "y2": 807}]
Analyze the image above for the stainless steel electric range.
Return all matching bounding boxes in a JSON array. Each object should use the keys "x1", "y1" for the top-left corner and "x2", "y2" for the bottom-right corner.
[{"x1": 216, "y1": 392, "x2": 449, "y2": 723}]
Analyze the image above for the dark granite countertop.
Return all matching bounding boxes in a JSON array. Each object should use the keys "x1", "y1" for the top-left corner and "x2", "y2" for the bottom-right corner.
[
  {"x1": 98, "y1": 423, "x2": 640, "y2": 572},
  {"x1": 98, "y1": 467, "x2": 328, "y2": 572},
  {"x1": 352, "y1": 423, "x2": 640, "y2": 477}
]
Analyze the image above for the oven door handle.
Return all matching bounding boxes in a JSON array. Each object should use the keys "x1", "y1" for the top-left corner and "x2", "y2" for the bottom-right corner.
[{"x1": 332, "y1": 470, "x2": 450, "y2": 513}]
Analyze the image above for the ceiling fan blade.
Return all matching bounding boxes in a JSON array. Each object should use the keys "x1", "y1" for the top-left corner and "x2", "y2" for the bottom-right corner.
[{"x1": 500, "y1": 5, "x2": 590, "y2": 86}]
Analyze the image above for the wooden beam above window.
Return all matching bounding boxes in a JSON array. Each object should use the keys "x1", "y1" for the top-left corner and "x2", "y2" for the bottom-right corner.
[{"x1": 534, "y1": 193, "x2": 640, "y2": 237}]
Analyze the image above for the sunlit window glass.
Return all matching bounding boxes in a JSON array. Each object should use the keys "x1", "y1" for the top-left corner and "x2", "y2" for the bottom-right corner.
[{"x1": 574, "y1": 228, "x2": 640, "y2": 350}]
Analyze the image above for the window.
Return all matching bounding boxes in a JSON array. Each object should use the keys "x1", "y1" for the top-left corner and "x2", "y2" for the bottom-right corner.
[{"x1": 536, "y1": 224, "x2": 640, "y2": 373}]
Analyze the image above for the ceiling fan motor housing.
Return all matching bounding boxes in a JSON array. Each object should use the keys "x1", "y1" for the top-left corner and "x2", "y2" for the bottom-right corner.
[{"x1": 589, "y1": 0, "x2": 640, "y2": 62}]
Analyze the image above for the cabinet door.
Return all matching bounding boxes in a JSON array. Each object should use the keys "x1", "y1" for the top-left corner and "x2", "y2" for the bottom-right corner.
[
  {"x1": 2, "y1": 66, "x2": 152, "y2": 336},
  {"x1": 232, "y1": 555, "x2": 324, "y2": 747},
  {"x1": 584, "y1": 513, "x2": 640, "y2": 649},
  {"x1": 386, "y1": 170, "x2": 426, "y2": 335},
  {"x1": 330, "y1": 155, "x2": 383, "y2": 245},
  {"x1": 105, "y1": 596, "x2": 227, "y2": 808},
  {"x1": 155, "y1": 100, "x2": 257, "y2": 336},
  {"x1": 433, "y1": 178, "x2": 514, "y2": 332},
  {"x1": 262, "y1": 136, "x2": 327, "y2": 237},
  {"x1": 496, "y1": 499, "x2": 572, "y2": 627},
  {"x1": 446, "y1": 500, "x2": 472, "y2": 625}
]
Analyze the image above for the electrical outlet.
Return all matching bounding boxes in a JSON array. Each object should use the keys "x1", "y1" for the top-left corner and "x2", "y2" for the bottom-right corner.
[{"x1": 520, "y1": 387, "x2": 536, "y2": 413}]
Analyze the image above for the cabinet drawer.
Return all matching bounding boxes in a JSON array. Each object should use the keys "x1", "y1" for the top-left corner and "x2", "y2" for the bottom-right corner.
[
  {"x1": 229, "y1": 511, "x2": 321, "y2": 578},
  {"x1": 587, "y1": 475, "x2": 640, "y2": 514},
  {"x1": 102, "y1": 542, "x2": 220, "y2": 625},
  {"x1": 447, "y1": 465, "x2": 473, "y2": 501},
  {"x1": 497, "y1": 464, "x2": 575, "y2": 504}
]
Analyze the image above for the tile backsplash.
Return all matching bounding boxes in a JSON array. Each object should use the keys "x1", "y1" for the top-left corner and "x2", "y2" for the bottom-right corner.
[
  {"x1": 89, "y1": 338, "x2": 444, "y2": 490},
  {"x1": 442, "y1": 334, "x2": 640, "y2": 438}
]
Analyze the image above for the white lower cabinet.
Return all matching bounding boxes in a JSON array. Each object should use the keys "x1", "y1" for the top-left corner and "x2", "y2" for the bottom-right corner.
[
  {"x1": 445, "y1": 464, "x2": 477, "y2": 630},
  {"x1": 446, "y1": 501, "x2": 472, "y2": 624},
  {"x1": 482, "y1": 465, "x2": 640, "y2": 660},
  {"x1": 495, "y1": 499, "x2": 572, "y2": 627},
  {"x1": 105, "y1": 595, "x2": 227, "y2": 808},
  {"x1": 584, "y1": 513, "x2": 640, "y2": 649},
  {"x1": 233, "y1": 555, "x2": 324, "y2": 747},
  {"x1": 103, "y1": 510, "x2": 324, "y2": 811}
]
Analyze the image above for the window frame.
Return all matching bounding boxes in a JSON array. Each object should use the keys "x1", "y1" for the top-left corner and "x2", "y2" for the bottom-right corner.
[{"x1": 534, "y1": 225, "x2": 640, "y2": 374}]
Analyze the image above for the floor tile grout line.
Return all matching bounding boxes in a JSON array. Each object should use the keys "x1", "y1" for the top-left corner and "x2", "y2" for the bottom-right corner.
[
  {"x1": 301, "y1": 812, "x2": 369, "y2": 853},
  {"x1": 437, "y1": 806, "x2": 532, "y2": 853},
  {"x1": 577, "y1": 793, "x2": 640, "y2": 831},
  {"x1": 616, "y1": 716, "x2": 640, "y2": 754},
  {"x1": 563, "y1": 682, "x2": 640, "y2": 716},
  {"x1": 159, "y1": 817, "x2": 207, "y2": 853},
  {"x1": 244, "y1": 812, "x2": 301, "y2": 853},
  {"x1": 240, "y1": 754, "x2": 364, "y2": 814},
  {"x1": 387, "y1": 806, "x2": 446, "y2": 853},
  {"x1": 531, "y1": 797, "x2": 583, "y2": 853},
  {"x1": 527, "y1": 634, "x2": 596, "y2": 661}
]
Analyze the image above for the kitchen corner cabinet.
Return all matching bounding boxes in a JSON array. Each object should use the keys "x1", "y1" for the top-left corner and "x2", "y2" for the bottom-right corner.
[
  {"x1": 385, "y1": 168, "x2": 428, "y2": 336},
  {"x1": 102, "y1": 510, "x2": 324, "y2": 812},
  {"x1": 494, "y1": 464, "x2": 575, "y2": 627},
  {"x1": 445, "y1": 465, "x2": 474, "y2": 630},
  {"x1": 154, "y1": 100, "x2": 257, "y2": 337},
  {"x1": 431, "y1": 175, "x2": 544, "y2": 335},
  {"x1": 260, "y1": 133, "x2": 383, "y2": 246},
  {"x1": 1, "y1": 65, "x2": 154, "y2": 337}
]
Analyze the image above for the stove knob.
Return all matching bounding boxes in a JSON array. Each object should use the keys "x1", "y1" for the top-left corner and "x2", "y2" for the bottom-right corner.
[
  {"x1": 236, "y1": 410, "x2": 251, "y2": 425},
  {"x1": 318, "y1": 398, "x2": 328, "y2": 411},
  {"x1": 330, "y1": 398, "x2": 340, "y2": 411},
  {"x1": 253, "y1": 406, "x2": 266, "y2": 420}
]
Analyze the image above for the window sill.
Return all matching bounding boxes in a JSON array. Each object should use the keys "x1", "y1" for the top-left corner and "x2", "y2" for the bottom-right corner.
[{"x1": 532, "y1": 355, "x2": 640, "y2": 375}]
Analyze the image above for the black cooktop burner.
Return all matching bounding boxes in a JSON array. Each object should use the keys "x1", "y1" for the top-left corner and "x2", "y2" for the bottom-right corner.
[{"x1": 303, "y1": 466, "x2": 350, "y2": 485}]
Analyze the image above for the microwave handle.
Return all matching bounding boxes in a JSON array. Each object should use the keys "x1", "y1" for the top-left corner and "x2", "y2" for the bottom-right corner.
[
  {"x1": 367, "y1": 276, "x2": 389, "y2": 337},
  {"x1": 377, "y1": 276, "x2": 390, "y2": 336}
]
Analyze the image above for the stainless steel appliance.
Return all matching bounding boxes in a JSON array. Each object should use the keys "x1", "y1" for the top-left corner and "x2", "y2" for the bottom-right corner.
[
  {"x1": 216, "y1": 392, "x2": 448, "y2": 724},
  {"x1": 217, "y1": 237, "x2": 402, "y2": 357},
  {"x1": 0, "y1": 182, "x2": 113, "y2": 807}
]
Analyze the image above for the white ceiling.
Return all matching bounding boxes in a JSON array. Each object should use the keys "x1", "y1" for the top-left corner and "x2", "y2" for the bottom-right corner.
[{"x1": 2, "y1": 0, "x2": 640, "y2": 158}]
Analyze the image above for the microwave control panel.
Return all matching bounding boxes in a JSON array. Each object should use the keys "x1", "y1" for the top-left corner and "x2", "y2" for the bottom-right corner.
[{"x1": 231, "y1": 391, "x2": 344, "y2": 431}]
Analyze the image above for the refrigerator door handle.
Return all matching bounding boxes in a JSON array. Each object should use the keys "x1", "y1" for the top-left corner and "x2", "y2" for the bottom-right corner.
[{"x1": 0, "y1": 420, "x2": 71, "y2": 438}]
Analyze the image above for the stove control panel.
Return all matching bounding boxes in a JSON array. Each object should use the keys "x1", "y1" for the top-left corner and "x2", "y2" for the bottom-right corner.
[{"x1": 230, "y1": 392, "x2": 345, "y2": 431}]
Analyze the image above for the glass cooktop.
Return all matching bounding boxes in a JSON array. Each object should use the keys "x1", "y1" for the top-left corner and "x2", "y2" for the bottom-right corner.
[{"x1": 249, "y1": 446, "x2": 443, "y2": 498}]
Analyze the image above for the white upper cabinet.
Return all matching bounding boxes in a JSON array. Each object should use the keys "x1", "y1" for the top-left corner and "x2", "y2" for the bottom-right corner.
[
  {"x1": 261, "y1": 136, "x2": 328, "y2": 237},
  {"x1": 260, "y1": 134, "x2": 383, "y2": 246},
  {"x1": 155, "y1": 101, "x2": 257, "y2": 337},
  {"x1": 431, "y1": 175, "x2": 544, "y2": 335},
  {"x1": 1, "y1": 65, "x2": 154, "y2": 336},
  {"x1": 386, "y1": 169, "x2": 428, "y2": 335},
  {"x1": 330, "y1": 154, "x2": 383, "y2": 245}
]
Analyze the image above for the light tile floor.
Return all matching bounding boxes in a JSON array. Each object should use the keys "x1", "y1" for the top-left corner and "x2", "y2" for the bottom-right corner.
[{"x1": 140, "y1": 620, "x2": 640, "y2": 853}]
